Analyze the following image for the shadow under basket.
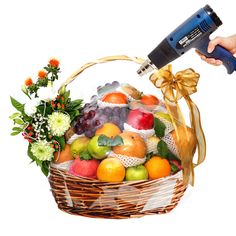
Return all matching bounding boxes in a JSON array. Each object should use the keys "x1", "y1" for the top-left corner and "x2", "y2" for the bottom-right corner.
[{"x1": 49, "y1": 165, "x2": 186, "y2": 219}]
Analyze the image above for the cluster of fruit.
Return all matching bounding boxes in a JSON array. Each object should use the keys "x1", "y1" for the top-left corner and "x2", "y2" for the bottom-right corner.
[
  {"x1": 74, "y1": 103, "x2": 129, "y2": 138},
  {"x1": 54, "y1": 82, "x2": 183, "y2": 182}
]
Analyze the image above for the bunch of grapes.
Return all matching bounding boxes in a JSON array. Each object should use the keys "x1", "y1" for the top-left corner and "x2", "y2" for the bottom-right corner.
[
  {"x1": 74, "y1": 103, "x2": 129, "y2": 138},
  {"x1": 97, "y1": 81, "x2": 120, "y2": 97}
]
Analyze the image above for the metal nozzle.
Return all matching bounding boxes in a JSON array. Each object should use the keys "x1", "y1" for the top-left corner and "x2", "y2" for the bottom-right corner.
[
  {"x1": 137, "y1": 59, "x2": 155, "y2": 76},
  {"x1": 204, "y1": 5, "x2": 222, "y2": 27}
]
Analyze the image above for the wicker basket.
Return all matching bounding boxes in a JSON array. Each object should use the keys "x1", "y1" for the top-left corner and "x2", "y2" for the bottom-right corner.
[
  {"x1": 49, "y1": 55, "x2": 187, "y2": 219},
  {"x1": 49, "y1": 166, "x2": 185, "y2": 218}
]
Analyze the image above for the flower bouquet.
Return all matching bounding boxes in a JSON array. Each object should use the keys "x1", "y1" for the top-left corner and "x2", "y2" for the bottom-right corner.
[
  {"x1": 10, "y1": 56, "x2": 206, "y2": 218},
  {"x1": 10, "y1": 59, "x2": 82, "y2": 175}
]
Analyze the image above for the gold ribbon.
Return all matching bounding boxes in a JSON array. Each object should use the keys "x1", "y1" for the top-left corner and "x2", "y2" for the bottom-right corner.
[
  {"x1": 151, "y1": 64, "x2": 199, "y2": 103},
  {"x1": 150, "y1": 65, "x2": 206, "y2": 186}
]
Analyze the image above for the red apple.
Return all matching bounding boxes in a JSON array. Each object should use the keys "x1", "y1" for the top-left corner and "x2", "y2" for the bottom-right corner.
[
  {"x1": 127, "y1": 109, "x2": 154, "y2": 130},
  {"x1": 68, "y1": 158, "x2": 100, "y2": 179}
]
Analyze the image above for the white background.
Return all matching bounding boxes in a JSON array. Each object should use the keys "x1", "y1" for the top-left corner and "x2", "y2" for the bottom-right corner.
[{"x1": 1, "y1": 0, "x2": 236, "y2": 235}]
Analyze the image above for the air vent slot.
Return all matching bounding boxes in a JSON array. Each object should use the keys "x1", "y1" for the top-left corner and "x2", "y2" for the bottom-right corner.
[{"x1": 200, "y1": 20, "x2": 211, "y2": 32}]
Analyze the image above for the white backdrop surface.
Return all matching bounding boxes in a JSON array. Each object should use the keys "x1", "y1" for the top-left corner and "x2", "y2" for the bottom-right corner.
[{"x1": 0, "y1": 0, "x2": 236, "y2": 235}]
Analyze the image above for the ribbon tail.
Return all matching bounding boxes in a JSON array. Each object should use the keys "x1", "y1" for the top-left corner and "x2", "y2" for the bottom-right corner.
[
  {"x1": 164, "y1": 99, "x2": 179, "y2": 140},
  {"x1": 182, "y1": 159, "x2": 194, "y2": 186},
  {"x1": 185, "y1": 97, "x2": 206, "y2": 170}
]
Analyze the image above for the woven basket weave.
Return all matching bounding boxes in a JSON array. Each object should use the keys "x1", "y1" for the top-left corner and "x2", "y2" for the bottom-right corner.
[
  {"x1": 49, "y1": 56, "x2": 187, "y2": 219},
  {"x1": 49, "y1": 166, "x2": 186, "y2": 218}
]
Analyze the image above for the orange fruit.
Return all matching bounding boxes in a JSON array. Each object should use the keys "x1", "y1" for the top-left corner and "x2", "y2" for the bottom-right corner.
[
  {"x1": 102, "y1": 92, "x2": 128, "y2": 104},
  {"x1": 141, "y1": 94, "x2": 159, "y2": 106},
  {"x1": 145, "y1": 156, "x2": 171, "y2": 179},
  {"x1": 95, "y1": 122, "x2": 121, "y2": 138},
  {"x1": 53, "y1": 144, "x2": 74, "y2": 164},
  {"x1": 97, "y1": 158, "x2": 125, "y2": 182},
  {"x1": 112, "y1": 131, "x2": 147, "y2": 158}
]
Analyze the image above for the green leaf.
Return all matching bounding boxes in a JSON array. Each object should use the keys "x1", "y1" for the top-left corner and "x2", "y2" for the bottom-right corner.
[
  {"x1": 37, "y1": 78, "x2": 48, "y2": 87},
  {"x1": 67, "y1": 112, "x2": 75, "y2": 121},
  {"x1": 35, "y1": 158, "x2": 42, "y2": 167},
  {"x1": 98, "y1": 135, "x2": 123, "y2": 147},
  {"x1": 112, "y1": 136, "x2": 124, "y2": 146},
  {"x1": 79, "y1": 151, "x2": 92, "y2": 160},
  {"x1": 22, "y1": 115, "x2": 32, "y2": 122},
  {"x1": 171, "y1": 163, "x2": 179, "y2": 173},
  {"x1": 27, "y1": 144, "x2": 36, "y2": 161},
  {"x1": 10, "y1": 96, "x2": 25, "y2": 113},
  {"x1": 41, "y1": 161, "x2": 49, "y2": 176},
  {"x1": 154, "y1": 117, "x2": 166, "y2": 138},
  {"x1": 44, "y1": 66, "x2": 49, "y2": 71},
  {"x1": 37, "y1": 104, "x2": 52, "y2": 115},
  {"x1": 98, "y1": 135, "x2": 112, "y2": 146},
  {"x1": 12, "y1": 127, "x2": 23, "y2": 132},
  {"x1": 167, "y1": 151, "x2": 180, "y2": 161},
  {"x1": 53, "y1": 136, "x2": 66, "y2": 150},
  {"x1": 37, "y1": 105, "x2": 44, "y2": 114},
  {"x1": 11, "y1": 131, "x2": 21, "y2": 136},
  {"x1": 146, "y1": 152, "x2": 154, "y2": 162},
  {"x1": 67, "y1": 110, "x2": 80, "y2": 122},
  {"x1": 9, "y1": 112, "x2": 21, "y2": 119},
  {"x1": 67, "y1": 99, "x2": 83, "y2": 110},
  {"x1": 73, "y1": 110, "x2": 81, "y2": 121},
  {"x1": 157, "y1": 140, "x2": 169, "y2": 157},
  {"x1": 63, "y1": 90, "x2": 70, "y2": 102},
  {"x1": 63, "y1": 95, "x2": 82, "y2": 122},
  {"x1": 14, "y1": 118, "x2": 24, "y2": 125}
]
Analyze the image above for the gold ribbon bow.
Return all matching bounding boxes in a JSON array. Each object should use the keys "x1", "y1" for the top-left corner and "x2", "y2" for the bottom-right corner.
[
  {"x1": 152, "y1": 64, "x2": 199, "y2": 102},
  {"x1": 150, "y1": 65, "x2": 206, "y2": 186}
]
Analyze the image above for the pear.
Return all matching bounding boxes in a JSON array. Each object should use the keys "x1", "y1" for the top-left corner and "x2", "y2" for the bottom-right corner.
[
  {"x1": 155, "y1": 112, "x2": 172, "y2": 122},
  {"x1": 87, "y1": 135, "x2": 111, "y2": 160},
  {"x1": 70, "y1": 136, "x2": 90, "y2": 158},
  {"x1": 146, "y1": 136, "x2": 160, "y2": 153},
  {"x1": 112, "y1": 131, "x2": 147, "y2": 158}
]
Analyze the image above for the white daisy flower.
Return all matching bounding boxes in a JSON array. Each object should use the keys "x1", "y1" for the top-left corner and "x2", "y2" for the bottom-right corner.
[
  {"x1": 48, "y1": 112, "x2": 71, "y2": 136},
  {"x1": 31, "y1": 140, "x2": 54, "y2": 161}
]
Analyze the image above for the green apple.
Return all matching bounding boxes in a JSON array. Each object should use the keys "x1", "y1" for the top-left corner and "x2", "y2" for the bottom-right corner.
[
  {"x1": 70, "y1": 136, "x2": 90, "y2": 157},
  {"x1": 125, "y1": 165, "x2": 148, "y2": 181},
  {"x1": 87, "y1": 135, "x2": 111, "y2": 159},
  {"x1": 155, "y1": 112, "x2": 172, "y2": 122}
]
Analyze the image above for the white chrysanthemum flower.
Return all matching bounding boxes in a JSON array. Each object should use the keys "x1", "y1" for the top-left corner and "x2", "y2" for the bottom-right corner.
[
  {"x1": 37, "y1": 86, "x2": 57, "y2": 102},
  {"x1": 48, "y1": 112, "x2": 71, "y2": 136},
  {"x1": 31, "y1": 140, "x2": 54, "y2": 161},
  {"x1": 24, "y1": 98, "x2": 40, "y2": 116}
]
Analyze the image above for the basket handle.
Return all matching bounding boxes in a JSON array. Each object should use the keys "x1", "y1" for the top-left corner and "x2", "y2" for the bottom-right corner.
[{"x1": 61, "y1": 55, "x2": 145, "y2": 88}]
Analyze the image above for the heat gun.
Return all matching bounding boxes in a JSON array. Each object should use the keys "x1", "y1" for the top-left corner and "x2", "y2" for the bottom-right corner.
[{"x1": 137, "y1": 5, "x2": 236, "y2": 75}]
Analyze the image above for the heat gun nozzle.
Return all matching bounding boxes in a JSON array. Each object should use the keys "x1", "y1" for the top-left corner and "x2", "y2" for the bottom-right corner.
[{"x1": 137, "y1": 59, "x2": 155, "y2": 76}]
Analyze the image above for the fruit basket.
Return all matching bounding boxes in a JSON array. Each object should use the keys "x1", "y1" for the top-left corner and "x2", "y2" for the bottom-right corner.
[{"x1": 10, "y1": 56, "x2": 206, "y2": 219}]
